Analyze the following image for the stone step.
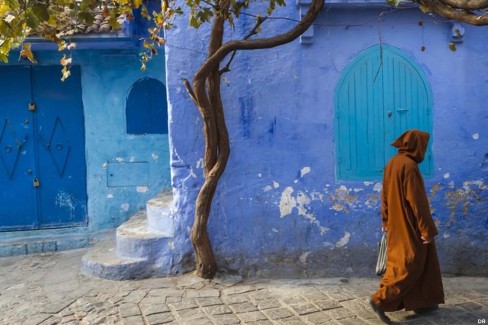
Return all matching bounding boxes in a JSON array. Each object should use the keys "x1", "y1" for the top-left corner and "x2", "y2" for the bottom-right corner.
[
  {"x1": 146, "y1": 190, "x2": 174, "y2": 235},
  {"x1": 81, "y1": 239, "x2": 150, "y2": 280},
  {"x1": 82, "y1": 190, "x2": 177, "y2": 280},
  {"x1": 116, "y1": 210, "x2": 172, "y2": 260}
]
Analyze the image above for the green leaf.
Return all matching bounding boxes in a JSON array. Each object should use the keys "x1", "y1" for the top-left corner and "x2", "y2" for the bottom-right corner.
[
  {"x1": 143, "y1": 39, "x2": 153, "y2": 49},
  {"x1": 25, "y1": 9, "x2": 41, "y2": 29},
  {"x1": 0, "y1": 53, "x2": 8, "y2": 63},
  {"x1": 419, "y1": 4, "x2": 430, "y2": 13},
  {"x1": 141, "y1": 5, "x2": 150, "y2": 19},
  {"x1": 79, "y1": 12, "x2": 94, "y2": 25},
  {"x1": 0, "y1": 22, "x2": 13, "y2": 38},
  {"x1": 108, "y1": 12, "x2": 120, "y2": 30},
  {"x1": 134, "y1": 0, "x2": 143, "y2": 8},
  {"x1": 32, "y1": 4, "x2": 49, "y2": 22},
  {"x1": 190, "y1": 15, "x2": 200, "y2": 28},
  {"x1": 386, "y1": 0, "x2": 400, "y2": 6}
]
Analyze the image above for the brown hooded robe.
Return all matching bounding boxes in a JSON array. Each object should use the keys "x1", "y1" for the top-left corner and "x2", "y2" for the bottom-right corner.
[{"x1": 371, "y1": 129, "x2": 444, "y2": 312}]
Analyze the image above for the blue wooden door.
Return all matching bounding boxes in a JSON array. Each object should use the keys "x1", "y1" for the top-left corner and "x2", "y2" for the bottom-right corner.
[
  {"x1": 0, "y1": 65, "x2": 87, "y2": 231},
  {"x1": 335, "y1": 44, "x2": 433, "y2": 180},
  {"x1": 0, "y1": 66, "x2": 37, "y2": 230}
]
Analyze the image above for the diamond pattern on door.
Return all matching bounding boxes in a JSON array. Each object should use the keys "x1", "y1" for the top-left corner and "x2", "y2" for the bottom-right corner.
[
  {"x1": 0, "y1": 65, "x2": 87, "y2": 231},
  {"x1": 43, "y1": 117, "x2": 71, "y2": 176},
  {"x1": 0, "y1": 118, "x2": 24, "y2": 179}
]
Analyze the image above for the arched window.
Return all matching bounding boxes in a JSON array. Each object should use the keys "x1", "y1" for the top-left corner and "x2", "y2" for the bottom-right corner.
[
  {"x1": 334, "y1": 44, "x2": 433, "y2": 180},
  {"x1": 126, "y1": 77, "x2": 168, "y2": 135}
]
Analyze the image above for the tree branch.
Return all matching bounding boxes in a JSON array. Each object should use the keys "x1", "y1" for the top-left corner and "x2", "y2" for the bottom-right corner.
[
  {"x1": 195, "y1": 0, "x2": 324, "y2": 80},
  {"x1": 437, "y1": 0, "x2": 488, "y2": 10},
  {"x1": 182, "y1": 78, "x2": 197, "y2": 104},
  {"x1": 416, "y1": 0, "x2": 488, "y2": 25},
  {"x1": 220, "y1": 16, "x2": 268, "y2": 74}
]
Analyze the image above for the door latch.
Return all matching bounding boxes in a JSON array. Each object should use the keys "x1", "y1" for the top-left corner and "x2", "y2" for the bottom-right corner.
[
  {"x1": 28, "y1": 102, "x2": 36, "y2": 111},
  {"x1": 33, "y1": 178, "x2": 40, "y2": 188}
]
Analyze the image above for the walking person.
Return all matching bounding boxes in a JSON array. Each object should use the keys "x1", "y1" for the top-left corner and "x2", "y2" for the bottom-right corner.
[{"x1": 370, "y1": 129, "x2": 444, "y2": 324}]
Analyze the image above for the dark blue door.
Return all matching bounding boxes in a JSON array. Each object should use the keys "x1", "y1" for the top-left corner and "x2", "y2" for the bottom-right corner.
[
  {"x1": 0, "y1": 66, "x2": 37, "y2": 230},
  {"x1": 0, "y1": 65, "x2": 87, "y2": 231}
]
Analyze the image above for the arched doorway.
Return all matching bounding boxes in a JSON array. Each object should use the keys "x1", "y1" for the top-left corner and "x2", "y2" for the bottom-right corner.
[{"x1": 334, "y1": 44, "x2": 433, "y2": 180}]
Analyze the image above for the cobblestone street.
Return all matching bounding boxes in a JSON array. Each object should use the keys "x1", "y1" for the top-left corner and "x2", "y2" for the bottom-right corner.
[{"x1": 0, "y1": 249, "x2": 486, "y2": 325}]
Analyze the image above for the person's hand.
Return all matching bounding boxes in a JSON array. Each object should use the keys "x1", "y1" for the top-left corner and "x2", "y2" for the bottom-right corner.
[
  {"x1": 421, "y1": 236, "x2": 433, "y2": 244},
  {"x1": 381, "y1": 227, "x2": 387, "y2": 232}
]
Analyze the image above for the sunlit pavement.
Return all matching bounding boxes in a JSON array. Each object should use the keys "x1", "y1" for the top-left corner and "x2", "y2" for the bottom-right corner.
[{"x1": 0, "y1": 249, "x2": 486, "y2": 324}]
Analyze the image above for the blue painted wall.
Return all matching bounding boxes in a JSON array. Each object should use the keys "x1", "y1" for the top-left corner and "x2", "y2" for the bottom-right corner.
[
  {"x1": 0, "y1": 44, "x2": 171, "y2": 253},
  {"x1": 166, "y1": 3, "x2": 488, "y2": 275}
]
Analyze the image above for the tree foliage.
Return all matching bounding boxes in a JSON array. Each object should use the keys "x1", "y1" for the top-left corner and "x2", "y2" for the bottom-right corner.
[{"x1": 1, "y1": 0, "x2": 487, "y2": 279}]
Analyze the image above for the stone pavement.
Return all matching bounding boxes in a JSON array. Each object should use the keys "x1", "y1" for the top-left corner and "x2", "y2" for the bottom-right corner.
[{"x1": 0, "y1": 249, "x2": 486, "y2": 325}]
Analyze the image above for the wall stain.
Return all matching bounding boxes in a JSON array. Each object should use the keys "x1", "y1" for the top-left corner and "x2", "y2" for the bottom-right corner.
[
  {"x1": 328, "y1": 186, "x2": 358, "y2": 213},
  {"x1": 430, "y1": 180, "x2": 487, "y2": 226}
]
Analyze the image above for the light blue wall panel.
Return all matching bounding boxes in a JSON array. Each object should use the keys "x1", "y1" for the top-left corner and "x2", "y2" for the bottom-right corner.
[{"x1": 0, "y1": 48, "x2": 171, "y2": 244}]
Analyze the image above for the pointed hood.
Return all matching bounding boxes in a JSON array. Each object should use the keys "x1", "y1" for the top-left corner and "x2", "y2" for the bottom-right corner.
[{"x1": 391, "y1": 129, "x2": 430, "y2": 163}]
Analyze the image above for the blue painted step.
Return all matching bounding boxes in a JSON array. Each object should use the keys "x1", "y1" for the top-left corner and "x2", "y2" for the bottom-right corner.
[{"x1": 81, "y1": 191, "x2": 176, "y2": 280}]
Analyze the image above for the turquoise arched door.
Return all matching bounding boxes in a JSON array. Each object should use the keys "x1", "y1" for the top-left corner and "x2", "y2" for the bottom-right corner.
[{"x1": 334, "y1": 44, "x2": 433, "y2": 180}]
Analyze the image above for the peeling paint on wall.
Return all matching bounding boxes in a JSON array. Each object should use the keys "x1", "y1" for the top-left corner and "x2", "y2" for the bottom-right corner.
[
  {"x1": 121, "y1": 203, "x2": 130, "y2": 212},
  {"x1": 299, "y1": 251, "x2": 311, "y2": 264},
  {"x1": 300, "y1": 167, "x2": 311, "y2": 178},
  {"x1": 373, "y1": 183, "x2": 382, "y2": 192},
  {"x1": 279, "y1": 187, "x2": 296, "y2": 218},
  {"x1": 328, "y1": 185, "x2": 358, "y2": 213},
  {"x1": 137, "y1": 186, "x2": 148, "y2": 193},
  {"x1": 335, "y1": 232, "x2": 350, "y2": 247},
  {"x1": 430, "y1": 179, "x2": 487, "y2": 226},
  {"x1": 278, "y1": 186, "x2": 329, "y2": 235},
  {"x1": 196, "y1": 158, "x2": 204, "y2": 169},
  {"x1": 55, "y1": 191, "x2": 76, "y2": 217},
  {"x1": 365, "y1": 193, "x2": 381, "y2": 209}
]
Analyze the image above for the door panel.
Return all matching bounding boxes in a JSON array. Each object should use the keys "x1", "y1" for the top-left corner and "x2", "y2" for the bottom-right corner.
[
  {"x1": 0, "y1": 66, "x2": 38, "y2": 230},
  {"x1": 382, "y1": 48, "x2": 433, "y2": 176},
  {"x1": 336, "y1": 48, "x2": 385, "y2": 179},
  {"x1": 32, "y1": 66, "x2": 87, "y2": 227}
]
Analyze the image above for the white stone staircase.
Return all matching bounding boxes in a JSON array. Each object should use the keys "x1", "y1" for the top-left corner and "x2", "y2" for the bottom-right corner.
[{"x1": 81, "y1": 191, "x2": 176, "y2": 280}]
